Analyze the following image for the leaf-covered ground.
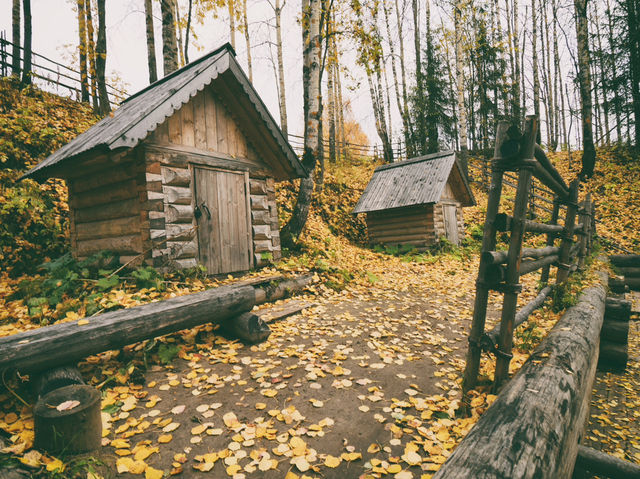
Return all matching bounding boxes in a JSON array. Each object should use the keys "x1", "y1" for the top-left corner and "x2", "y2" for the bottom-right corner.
[{"x1": 0, "y1": 81, "x2": 638, "y2": 477}]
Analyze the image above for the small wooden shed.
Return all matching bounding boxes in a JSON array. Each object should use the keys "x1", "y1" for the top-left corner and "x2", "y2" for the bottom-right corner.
[
  {"x1": 353, "y1": 151, "x2": 475, "y2": 248},
  {"x1": 24, "y1": 44, "x2": 306, "y2": 274}
]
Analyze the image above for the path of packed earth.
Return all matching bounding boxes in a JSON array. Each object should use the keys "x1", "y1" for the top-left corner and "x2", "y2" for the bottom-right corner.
[{"x1": 86, "y1": 254, "x2": 548, "y2": 479}]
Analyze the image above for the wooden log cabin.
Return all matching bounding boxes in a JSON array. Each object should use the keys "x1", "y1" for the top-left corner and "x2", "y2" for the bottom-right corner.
[
  {"x1": 23, "y1": 44, "x2": 306, "y2": 275},
  {"x1": 353, "y1": 151, "x2": 475, "y2": 248}
]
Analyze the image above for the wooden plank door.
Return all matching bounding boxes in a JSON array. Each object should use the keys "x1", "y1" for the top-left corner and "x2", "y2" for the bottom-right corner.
[
  {"x1": 193, "y1": 167, "x2": 251, "y2": 274},
  {"x1": 443, "y1": 204, "x2": 460, "y2": 245}
]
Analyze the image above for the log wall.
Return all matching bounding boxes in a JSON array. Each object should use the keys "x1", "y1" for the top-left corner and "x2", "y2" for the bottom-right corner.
[
  {"x1": 365, "y1": 205, "x2": 436, "y2": 249},
  {"x1": 249, "y1": 177, "x2": 282, "y2": 267},
  {"x1": 67, "y1": 155, "x2": 145, "y2": 264}
]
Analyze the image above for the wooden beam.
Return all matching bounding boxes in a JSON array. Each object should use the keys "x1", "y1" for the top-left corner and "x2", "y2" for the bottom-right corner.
[
  {"x1": 482, "y1": 286, "x2": 553, "y2": 351},
  {"x1": 435, "y1": 284, "x2": 606, "y2": 478},
  {"x1": 0, "y1": 284, "x2": 256, "y2": 373},
  {"x1": 574, "y1": 445, "x2": 640, "y2": 479}
]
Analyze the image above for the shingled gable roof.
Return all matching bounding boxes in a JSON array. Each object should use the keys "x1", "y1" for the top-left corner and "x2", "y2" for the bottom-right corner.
[
  {"x1": 23, "y1": 43, "x2": 306, "y2": 181},
  {"x1": 352, "y1": 150, "x2": 475, "y2": 214}
]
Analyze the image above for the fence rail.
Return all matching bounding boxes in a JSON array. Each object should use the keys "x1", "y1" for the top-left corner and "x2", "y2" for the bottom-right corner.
[{"x1": 0, "y1": 31, "x2": 126, "y2": 107}]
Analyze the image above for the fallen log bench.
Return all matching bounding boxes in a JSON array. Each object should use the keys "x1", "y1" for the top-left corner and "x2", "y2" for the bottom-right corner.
[
  {"x1": 0, "y1": 284, "x2": 257, "y2": 374},
  {"x1": 436, "y1": 284, "x2": 606, "y2": 478},
  {"x1": 0, "y1": 274, "x2": 316, "y2": 374}
]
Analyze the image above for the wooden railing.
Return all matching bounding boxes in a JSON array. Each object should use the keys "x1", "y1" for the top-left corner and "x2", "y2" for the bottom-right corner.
[
  {"x1": 462, "y1": 116, "x2": 596, "y2": 395},
  {"x1": 0, "y1": 31, "x2": 126, "y2": 107}
]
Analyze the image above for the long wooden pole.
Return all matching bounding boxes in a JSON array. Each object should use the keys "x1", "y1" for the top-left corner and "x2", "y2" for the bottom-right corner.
[
  {"x1": 462, "y1": 122, "x2": 509, "y2": 398},
  {"x1": 493, "y1": 116, "x2": 538, "y2": 390}
]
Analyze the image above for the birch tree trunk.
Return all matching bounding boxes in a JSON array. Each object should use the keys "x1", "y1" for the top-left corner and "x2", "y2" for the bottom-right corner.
[
  {"x1": 280, "y1": 0, "x2": 323, "y2": 248},
  {"x1": 395, "y1": 0, "x2": 412, "y2": 156},
  {"x1": 175, "y1": 1, "x2": 184, "y2": 67},
  {"x1": 85, "y1": 0, "x2": 99, "y2": 109},
  {"x1": 544, "y1": 0, "x2": 556, "y2": 150},
  {"x1": 574, "y1": 0, "x2": 597, "y2": 178},
  {"x1": 161, "y1": 0, "x2": 179, "y2": 75},
  {"x1": 532, "y1": 0, "x2": 541, "y2": 131},
  {"x1": 512, "y1": 0, "x2": 521, "y2": 121},
  {"x1": 553, "y1": 0, "x2": 568, "y2": 149},
  {"x1": 21, "y1": 0, "x2": 31, "y2": 86},
  {"x1": 626, "y1": 0, "x2": 640, "y2": 142},
  {"x1": 593, "y1": 3, "x2": 610, "y2": 143},
  {"x1": 184, "y1": 0, "x2": 193, "y2": 64},
  {"x1": 241, "y1": 0, "x2": 252, "y2": 82},
  {"x1": 228, "y1": 0, "x2": 236, "y2": 50},
  {"x1": 274, "y1": 0, "x2": 288, "y2": 135},
  {"x1": 144, "y1": 0, "x2": 158, "y2": 83},
  {"x1": 383, "y1": 0, "x2": 410, "y2": 152},
  {"x1": 95, "y1": 0, "x2": 109, "y2": 114},
  {"x1": 605, "y1": 0, "x2": 622, "y2": 142},
  {"x1": 77, "y1": 0, "x2": 89, "y2": 101},
  {"x1": 11, "y1": 0, "x2": 20, "y2": 77},
  {"x1": 454, "y1": 0, "x2": 469, "y2": 176}
]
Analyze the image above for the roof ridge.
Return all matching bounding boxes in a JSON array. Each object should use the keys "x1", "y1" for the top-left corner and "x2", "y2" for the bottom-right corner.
[
  {"x1": 123, "y1": 43, "x2": 236, "y2": 105},
  {"x1": 374, "y1": 150, "x2": 455, "y2": 172}
]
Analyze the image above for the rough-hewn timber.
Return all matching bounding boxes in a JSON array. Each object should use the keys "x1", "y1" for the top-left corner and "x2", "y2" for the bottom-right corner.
[
  {"x1": 435, "y1": 284, "x2": 606, "y2": 478},
  {"x1": 0, "y1": 285, "x2": 256, "y2": 373}
]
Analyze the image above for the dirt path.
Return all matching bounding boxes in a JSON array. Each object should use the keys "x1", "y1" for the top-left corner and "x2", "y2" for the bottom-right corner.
[{"x1": 100, "y1": 261, "x2": 481, "y2": 479}]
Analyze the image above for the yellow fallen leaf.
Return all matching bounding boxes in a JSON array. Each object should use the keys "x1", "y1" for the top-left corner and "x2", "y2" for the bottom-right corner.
[
  {"x1": 367, "y1": 443, "x2": 380, "y2": 453},
  {"x1": 387, "y1": 464, "x2": 402, "y2": 473},
  {"x1": 134, "y1": 445, "x2": 159, "y2": 461},
  {"x1": 158, "y1": 434, "x2": 172, "y2": 444},
  {"x1": 261, "y1": 389, "x2": 278, "y2": 398},
  {"x1": 45, "y1": 458, "x2": 64, "y2": 472},
  {"x1": 324, "y1": 455, "x2": 341, "y2": 468},
  {"x1": 163, "y1": 422, "x2": 180, "y2": 433},
  {"x1": 341, "y1": 452, "x2": 362, "y2": 462},
  {"x1": 145, "y1": 467, "x2": 164, "y2": 479},
  {"x1": 19, "y1": 450, "x2": 42, "y2": 468},
  {"x1": 121, "y1": 396, "x2": 137, "y2": 412},
  {"x1": 77, "y1": 319, "x2": 89, "y2": 326}
]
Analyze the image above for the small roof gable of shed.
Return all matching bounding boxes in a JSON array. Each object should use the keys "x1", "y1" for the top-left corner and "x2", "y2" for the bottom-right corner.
[
  {"x1": 23, "y1": 43, "x2": 305, "y2": 181},
  {"x1": 352, "y1": 150, "x2": 475, "y2": 214}
]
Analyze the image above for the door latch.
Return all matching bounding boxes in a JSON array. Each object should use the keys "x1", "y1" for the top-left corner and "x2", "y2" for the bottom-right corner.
[{"x1": 195, "y1": 202, "x2": 211, "y2": 220}]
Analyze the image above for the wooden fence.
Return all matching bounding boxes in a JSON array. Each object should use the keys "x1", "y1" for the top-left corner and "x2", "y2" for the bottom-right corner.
[
  {"x1": 0, "y1": 31, "x2": 126, "y2": 107},
  {"x1": 462, "y1": 117, "x2": 596, "y2": 394}
]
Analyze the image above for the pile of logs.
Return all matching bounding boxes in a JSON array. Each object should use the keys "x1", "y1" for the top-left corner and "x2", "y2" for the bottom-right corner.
[
  {"x1": 610, "y1": 254, "x2": 640, "y2": 292},
  {"x1": 599, "y1": 297, "x2": 631, "y2": 371}
]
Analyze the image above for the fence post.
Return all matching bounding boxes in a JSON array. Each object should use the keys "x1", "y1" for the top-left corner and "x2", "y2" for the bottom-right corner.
[
  {"x1": 540, "y1": 197, "x2": 561, "y2": 284},
  {"x1": 0, "y1": 31, "x2": 6, "y2": 77},
  {"x1": 556, "y1": 180, "x2": 580, "y2": 284},
  {"x1": 461, "y1": 122, "x2": 510, "y2": 400},
  {"x1": 493, "y1": 116, "x2": 538, "y2": 389},
  {"x1": 528, "y1": 180, "x2": 537, "y2": 219}
]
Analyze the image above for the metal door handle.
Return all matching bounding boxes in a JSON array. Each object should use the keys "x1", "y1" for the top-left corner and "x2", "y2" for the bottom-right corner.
[{"x1": 196, "y1": 202, "x2": 211, "y2": 220}]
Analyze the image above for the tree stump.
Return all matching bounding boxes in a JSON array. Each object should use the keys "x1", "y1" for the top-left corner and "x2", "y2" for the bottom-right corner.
[
  {"x1": 34, "y1": 384, "x2": 101, "y2": 454},
  {"x1": 222, "y1": 312, "x2": 271, "y2": 344}
]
